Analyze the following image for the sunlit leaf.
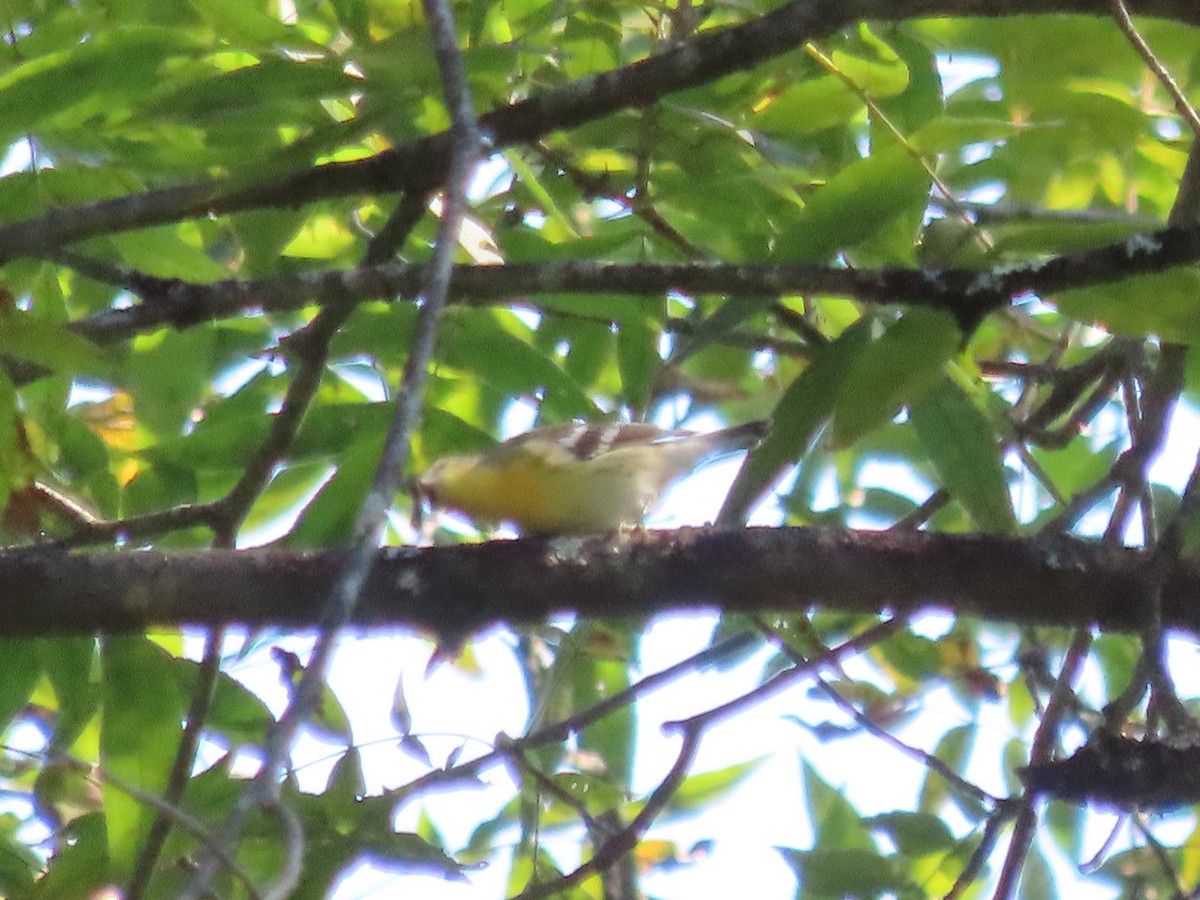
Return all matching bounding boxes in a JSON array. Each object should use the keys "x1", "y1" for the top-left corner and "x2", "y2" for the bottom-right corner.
[{"x1": 775, "y1": 146, "x2": 931, "y2": 262}]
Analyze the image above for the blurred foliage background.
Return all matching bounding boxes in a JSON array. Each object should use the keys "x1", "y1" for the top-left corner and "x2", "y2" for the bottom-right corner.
[{"x1": 0, "y1": 0, "x2": 1196, "y2": 897}]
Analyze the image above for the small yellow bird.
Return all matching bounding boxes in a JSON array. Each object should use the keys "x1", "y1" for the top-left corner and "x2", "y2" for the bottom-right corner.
[{"x1": 416, "y1": 419, "x2": 767, "y2": 535}]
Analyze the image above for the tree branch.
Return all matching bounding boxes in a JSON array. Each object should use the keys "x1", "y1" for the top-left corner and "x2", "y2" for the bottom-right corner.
[
  {"x1": 0, "y1": 0, "x2": 1194, "y2": 262},
  {"x1": 65, "y1": 221, "x2": 1200, "y2": 345},
  {"x1": 9, "y1": 527, "x2": 1200, "y2": 638}
]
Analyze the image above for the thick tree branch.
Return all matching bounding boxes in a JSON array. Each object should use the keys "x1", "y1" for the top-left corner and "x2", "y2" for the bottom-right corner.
[
  {"x1": 66, "y1": 222, "x2": 1200, "y2": 344},
  {"x1": 10, "y1": 526, "x2": 1200, "y2": 639}
]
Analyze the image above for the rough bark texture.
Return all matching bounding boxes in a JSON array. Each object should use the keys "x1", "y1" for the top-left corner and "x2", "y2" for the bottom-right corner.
[{"x1": 9, "y1": 527, "x2": 1192, "y2": 641}]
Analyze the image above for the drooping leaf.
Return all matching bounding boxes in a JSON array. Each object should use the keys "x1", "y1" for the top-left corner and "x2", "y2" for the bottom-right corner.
[
  {"x1": 99, "y1": 638, "x2": 187, "y2": 877},
  {"x1": 775, "y1": 146, "x2": 931, "y2": 262},
  {"x1": 831, "y1": 309, "x2": 960, "y2": 448},
  {"x1": 721, "y1": 317, "x2": 872, "y2": 523},
  {"x1": 910, "y1": 378, "x2": 1015, "y2": 533},
  {"x1": 1056, "y1": 268, "x2": 1200, "y2": 343}
]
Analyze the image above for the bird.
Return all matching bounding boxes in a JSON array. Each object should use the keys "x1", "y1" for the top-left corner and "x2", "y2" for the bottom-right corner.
[{"x1": 415, "y1": 419, "x2": 768, "y2": 535}]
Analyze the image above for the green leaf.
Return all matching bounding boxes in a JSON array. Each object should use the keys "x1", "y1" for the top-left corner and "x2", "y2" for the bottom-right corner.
[
  {"x1": 440, "y1": 309, "x2": 600, "y2": 421},
  {"x1": 506, "y1": 150, "x2": 580, "y2": 239},
  {"x1": 777, "y1": 846, "x2": 909, "y2": 897},
  {"x1": 1092, "y1": 633, "x2": 1141, "y2": 703},
  {"x1": 330, "y1": 0, "x2": 370, "y2": 40},
  {"x1": 39, "y1": 638, "x2": 102, "y2": 752},
  {"x1": 919, "y1": 725, "x2": 980, "y2": 818},
  {"x1": 533, "y1": 315, "x2": 613, "y2": 389},
  {"x1": 831, "y1": 309, "x2": 960, "y2": 448},
  {"x1": 664, "y1": 758, "x2": 767, "y2": 820},
  {"x1": 1056, "y1": 269, "x2": 1200, "y2": 343},
  {"x1": 721, "y1": 318, "x2": 872, "y2": 523},
  {"x1": 1026, "y1": 440, "x2": 1120, "y2": 522},
  {"x1": 0, "y1": 28, "x2": 200, "y2": 146},
  {"x1": 751, "y1": 76, "x2": 864, "y2": 136},
  {"x1": 801, "y1": 759, "x2": 873, "y2": 851},
  {"x1": 205, "y1": 670, "x2": 274, "y2": 745},
  {"x1": 1002, "y1": 737, "x2": 1027, "y2": 796},
  {"x1": 185, "y1": 0, "x2": 324, "y2": 51},
  {"x1": 0, "y1": 369, "x2": 19, "y2": 514},
  {"x1": 874, "y1": 631, "x2": 941, "y2": 686},
  {"x1": 0, "y1": 315, "x2": 107, "y2": 376},
  {"x1": 988, "y1": 217, "x2": 1149, "y2": 256},
  {"x1": 910, "y1": 379, "x2": 1015, "y2": 533},
  {"x1": 616, "y1": 316, "x2": 659, "y2": 413},
  {"x1": 100, "y1": 637, "x2": 187, "y2": 877},
  {"x1": 909, "y1": 117, "x2": 1019, "y2": 154},
  {"x1": 873, "y1": 28, "x2": 942, "y2": 136},
  {"x1": 571, "y1": 639, "x2": 635, "y2": 788},
  {"x1": 1018, "y1": 842, "x2": 1057, "y2": 900},
  {"x1": 29, "y1": 813, "x2": 108, "y2": 897},
  {"x1": 776, "y1": 146, "x2": 931, "y2": 262},
  {"x1": 120, "y1": 326, "x2": 266, "y2": 436},
  {"x1": 1044, "y1": 798, "x2": 1086, "y2": 862},
  {"x1": 673, "y1": 295, "x2": 774, "y2": 363},
  {"x1": 141, "y1": 412, "x2": 270, "y2": 472},
  {"x1": 867, "y1": 811, "x2": 955, "y2": 857},
  {"x1": 0, "y1": 641, "x2": 39, "y2": 735},
  {"x1": 370, "y1": 833, "x2": 470, "y2": 882},
  {"x1": 828, "y1": 45, "x2": 909, "y2": 97},
  {"x1": 0, "y1": 830, "x2": 38, "y2": 895},
  {"x1": 282, "y1": 437, "x2": 381, "y2": 546},
  {"x1": 539, "y1": 772, "x2": 625, "y2": 823},
  {"x1": 107, "y1": 226, "x2": 231, "y2": 281}
]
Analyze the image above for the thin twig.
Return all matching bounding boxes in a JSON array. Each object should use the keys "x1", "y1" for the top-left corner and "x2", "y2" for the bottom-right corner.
[
  {"x1": 1131, "y1": 814, "x2": 1187, "y2": 897},
  {"x1": 930, "y1": 197, "x2": 1160, "y2": 227},
  {"x1": 65, "y1": 193, "x2": 433, "y2": 550},
  {"x1": 507, "y1": 749, "x2": 605, "y2": 835},
  {"x1": 125, "y1": 629, "x2": 224, "y2": 900},
  {"x1": 943, "y1": 799, "x2": 1023, "y2": 900},
  {"x1": 123, "y1": 192, "x2": 433, "y2": 900},
  {"x1": 391, "y1": 632, "x2": 760, "y2": 810},
  {"x1": 509, "y1": 724, "x2": 701, "y2": 900},
  {"x1": 1100, "y1": 142, "x2": 1200, "y2": 739},
  {"x1": 210, "y1": 313, "x2": 344, "y2": 534},
  {"x1": 518, "y1": 621, "x2": 906, "y2": 897},
  {"x1": 1110, "y1": 0, "x2": 1200, "y2": 138},
  {"x1": 178, "y1": 0, "x2": 483, "y2": 892},
  {"x1": 543, "y1": 143, "x2": 708, "y2": 259},
  {"x1": 364, "y1": 190, "x2": 432, "y2": 266},
  {"x1": 0, "y1": 0, "x2": 1194, "y2": 266},
  {"x1": 803, "y1": 41, "x2": 994, "y2": 253},
  {"x1": 7, "y1": 746, "x2": 264, "y2": 900},
  {"x1": 386, "y1": 617, "x2": 883, "y2": 870},
  {"x1": 891, "y1": 489, "x2": 950, "y2": 531},
  {"x1": 992, "y1": 628, "x2": 1092, "y2": 900},
  {"x1": 667, "y1": 617, "x2": 903, "y2": 732},
  {"x1": 755, "y1": 614, "x2": 994, "y2": 806},
  {"x1": 814, "y1": 671, "x2": 997, "y2": 806}
]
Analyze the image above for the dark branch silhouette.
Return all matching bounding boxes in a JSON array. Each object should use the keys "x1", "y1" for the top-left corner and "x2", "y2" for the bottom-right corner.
[
  {"x1": 7, "y1": 527, "x2": 1198, "y2": 639},
  {"x1": 59, "y1": 222, "x2": 1200, "y2": 345}
]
